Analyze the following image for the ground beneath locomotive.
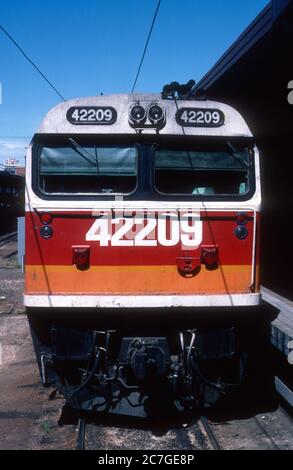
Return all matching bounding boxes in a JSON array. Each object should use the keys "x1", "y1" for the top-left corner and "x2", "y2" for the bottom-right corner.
[{"x1": 0, "y1": 286, "x2": 76, "y2": 450}]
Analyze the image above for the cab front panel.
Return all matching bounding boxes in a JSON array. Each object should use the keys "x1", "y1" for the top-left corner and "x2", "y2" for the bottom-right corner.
[
  {"x1": 25, "y1": 95, "x2": 260, "y2": 307},
  {"x1": 25, "y1": 209, "x2": 259, "y2": 298}
]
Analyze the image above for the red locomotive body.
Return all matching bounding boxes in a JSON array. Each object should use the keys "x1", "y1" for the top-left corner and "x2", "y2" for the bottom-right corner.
[{"x1": 25, "y1": 209, "x2": 259, "y2": 303}]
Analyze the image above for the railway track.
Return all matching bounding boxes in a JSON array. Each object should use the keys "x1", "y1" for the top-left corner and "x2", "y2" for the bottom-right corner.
[
  {"x1": 76, "y1": 415, "x2": 220, "y2": 451},
  {"x1": 74, "y1": 403, "x2": 293, "y2": 451},
  {"x1": 0, "y1": 232, "x2": 17, "y2": 248},
  {"x1": 0, "y1": 232, "x2": 18, "y2": 263},
  {"x1": 199, "y1": 416, "x2": 221, "y2": 450}
]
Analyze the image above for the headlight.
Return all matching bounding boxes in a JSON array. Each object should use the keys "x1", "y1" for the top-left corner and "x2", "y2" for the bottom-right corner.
[
  {"x1": 147, "y1": 104, "x2": 164, "y2": 125},
  {"x1": 129, "y1": 105, "x2": 146, "y2": 125}
]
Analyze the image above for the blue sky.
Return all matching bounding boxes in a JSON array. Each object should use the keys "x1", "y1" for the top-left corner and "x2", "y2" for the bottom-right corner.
[{"x1": 0, "y1": 0, "x2": 268, "y2": 165}]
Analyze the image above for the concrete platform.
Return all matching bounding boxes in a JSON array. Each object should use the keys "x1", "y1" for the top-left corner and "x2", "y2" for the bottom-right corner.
[
  {"x1": 261, "y1": 286, "x2": 293, "y2": 408},
  {"x1": 261, "y1": 286, "x2": 293, "y2": 364}
]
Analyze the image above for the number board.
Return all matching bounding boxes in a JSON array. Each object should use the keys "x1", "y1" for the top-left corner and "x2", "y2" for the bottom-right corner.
[
  {"x1": 176, "y1": 108, "x2": 224, "y2": 127},
  {"x1": 66, "y1": 106, "x2": 117, "y2": 125}
]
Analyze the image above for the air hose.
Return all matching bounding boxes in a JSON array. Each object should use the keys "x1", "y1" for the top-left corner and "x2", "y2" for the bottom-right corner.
[
  {"x1": 69, "y1": 349, "x2": 101, "y2": 400},
  {"x1": 190, "y1": 356, "x2": 224, "y2": 392}
]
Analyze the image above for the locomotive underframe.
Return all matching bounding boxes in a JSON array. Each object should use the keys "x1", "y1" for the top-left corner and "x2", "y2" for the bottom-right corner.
[{"x1": 27, "y1": 305, "x2": 264, "y2": 415}]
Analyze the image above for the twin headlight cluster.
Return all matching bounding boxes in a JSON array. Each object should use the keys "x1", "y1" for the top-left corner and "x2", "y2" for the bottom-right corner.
[{"x1": 129, "y1": 102, "x2": 166, "y2": 129}]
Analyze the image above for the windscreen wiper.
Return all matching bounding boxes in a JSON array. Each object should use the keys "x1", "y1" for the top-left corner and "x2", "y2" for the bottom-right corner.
[
  {"x1": 68, "y1": 137, "x2": 97, "y2": 167},
  {"x1": 94, "y1": 145, "x2": 100, "y2": 178},
  {"x1": 68, "y1": 138, "x2": 101, "y2": 188},
  {"x1": 226, "y1": 141, "x2": 250, "y2": 169}
]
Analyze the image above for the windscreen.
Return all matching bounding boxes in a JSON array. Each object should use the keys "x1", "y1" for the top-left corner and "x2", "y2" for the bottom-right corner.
[
  {"x1": 154, "y1": 143, "x2": 251, "y2": 196},
  {"x1": 38, "y1": 142, "x2": 137, "y2": 194}
]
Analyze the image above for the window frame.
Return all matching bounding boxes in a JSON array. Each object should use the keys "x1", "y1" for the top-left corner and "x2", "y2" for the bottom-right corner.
[
  {"x1": 151, "y1": 143, "x2": 256, "y2": 202},
  {"x1": 32, "y1": 138, "x2": 140, "y2": 200},
  {"x1": 31, "y1": 135, "x2": 256, "y2": 202}
]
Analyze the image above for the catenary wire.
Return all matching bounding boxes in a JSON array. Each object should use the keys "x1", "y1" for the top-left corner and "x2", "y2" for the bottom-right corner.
[
  {"x1": 131, "y1": 0, "x2": 162, "y2": 93},
  {"x1": 0, "y1": 24, "x2": 66, "y2": 102}
]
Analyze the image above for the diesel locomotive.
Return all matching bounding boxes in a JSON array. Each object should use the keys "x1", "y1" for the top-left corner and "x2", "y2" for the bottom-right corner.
[{"x1": 25, "y1": 92, "x2": 261, "y2": 414}]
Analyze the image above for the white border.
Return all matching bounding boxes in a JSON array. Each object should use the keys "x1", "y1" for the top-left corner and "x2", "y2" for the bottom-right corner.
[
  {"x1": 25, "y1": 143, "x2": 261, "y2": 212},
  {"x1": 24, "y1": 293, "x2": 261, "y2": 309}
]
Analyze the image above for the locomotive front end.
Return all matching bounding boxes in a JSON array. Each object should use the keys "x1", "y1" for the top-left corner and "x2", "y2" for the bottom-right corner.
[{"x1": 25, "y1": 93, "x2": 261, "y2": 413}]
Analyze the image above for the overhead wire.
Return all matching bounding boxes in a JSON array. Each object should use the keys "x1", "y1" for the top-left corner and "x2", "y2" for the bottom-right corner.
[
  {"x1": 131, "y1": 0, "x2": 162, "y2": 93},
  {"x1": 0, "y1": 24, "x2": 66, "y2": 102},
  {"x1": 1, "y1": 1, "x2": 162, "y2": 103}
]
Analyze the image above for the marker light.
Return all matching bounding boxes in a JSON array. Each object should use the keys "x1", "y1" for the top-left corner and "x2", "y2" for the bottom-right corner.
[
  {"x1": 40, "y1": 212, "x2": 53, "y2": 225},
  {"x1": 236, "y1": 212, "x2": 248, "y2": 225},
  {"x1": 234, "y1": 225, "x2": 248, "y2": 240},
  {"x1": 201, "y1": 245, "x2": 218, "y2": 267},
  {"x1": 147, "y1": 104, "x2": 164, "y2": 125},
  {"x1": 72, "y1": 246, "x2": 90, "y2": 270},
  {"x1": 40, "y1": 225, "x2": 53, "y2": 239},
  {"x1": 129, "y1": 105, "x2": 146, "y2": 125}
]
